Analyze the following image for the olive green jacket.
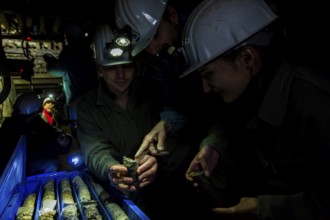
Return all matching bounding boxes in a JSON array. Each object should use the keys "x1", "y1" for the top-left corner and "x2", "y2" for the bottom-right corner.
[{"x1": 76, "y1": 79, "x2": 162, "y2": 181}]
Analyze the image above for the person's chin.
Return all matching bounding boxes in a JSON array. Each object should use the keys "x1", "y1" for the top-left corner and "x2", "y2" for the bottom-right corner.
[
  {"x1": 216, "y1": 91, "x2": 228, "y2": 102},
  {"x1": 115, "y1": 85, "x2": 128, "y2": 93}
]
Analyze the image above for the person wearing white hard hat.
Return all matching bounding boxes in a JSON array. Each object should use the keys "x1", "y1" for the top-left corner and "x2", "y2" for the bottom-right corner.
[
  {"x1": 114, "y1": 1, "x2": 223, "y2": 218},
  {"x1": 114, "y1": 0, "x2": 219, "y2": 162},
  {"x1": 76, "y1": 23, "x2": 211, "y2": 219},
  {"x1": 178, "y1": 0, "x2": 330, "y2": 219},
  {"x1": 0, "y1": 92, "x2": 72, "y2": 176},
  {"x1": 40, "y1": 96, "x2": 67, "y2": 129},
  {"x1": 115, "y1": 0, "x2": 198, "y2": 57},
  {"x1": 75, "y1": 23, "x2": 161, "y2": 212}
]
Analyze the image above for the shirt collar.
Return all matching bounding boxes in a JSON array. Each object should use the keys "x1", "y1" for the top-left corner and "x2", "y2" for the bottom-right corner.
[{"x1": 94, "y1": 80, "x2": 113, "y2": 106}]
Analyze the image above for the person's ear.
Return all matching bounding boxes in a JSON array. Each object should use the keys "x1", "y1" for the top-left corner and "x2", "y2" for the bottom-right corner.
[
  {"x1": 167, "y1": 5, "x2": 179, "y2": 25},
  {"x1": 240, "y1": 46, "x2": 252, "y2": 63},
  {"x1": 239, "y1": 46, "x2": 260, "y2": 76},
  {"x1": 240, "y1": 46, "x2": 257, "y2": 67}
]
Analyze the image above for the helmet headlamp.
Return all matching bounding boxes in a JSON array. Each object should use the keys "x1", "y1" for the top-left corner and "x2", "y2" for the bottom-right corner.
[
  {"x1": 93, "y1": 24, "x2": 135, "y2": 66},
  {"x1": 114, "y1": 25, "x2": 132, "y2": 47},
  {"x1": 103, "y1": 25, "x2": 132, "y2": 60},
  {"x1": 115, "y1": 37, "x2": 130, "y2": 47},
  {"x1": 105, "y1": 43, "x2": 125, "y2": 57}
]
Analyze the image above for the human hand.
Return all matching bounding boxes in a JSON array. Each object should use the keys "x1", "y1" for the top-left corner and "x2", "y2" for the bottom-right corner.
[
  {"x1": 108, "y1": 164, "x2": 135, "y2": 192},
  {"x1": 212, "y1": 197, "x2": 258, "y2": 220},
  {"x1": 136, "y1": 154, "x2": 158, "y2": 188},
  {"x1": 135, "y1": 120, "x2": 169, "y2": 158},
  {"x1": 185, "y1": 145, "x2": 219, "y2": 183}
]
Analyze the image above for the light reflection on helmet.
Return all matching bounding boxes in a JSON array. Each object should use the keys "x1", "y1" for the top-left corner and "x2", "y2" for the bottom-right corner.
[{"x1": 14, "y1": 92, "x2": 42, "y2": 115}]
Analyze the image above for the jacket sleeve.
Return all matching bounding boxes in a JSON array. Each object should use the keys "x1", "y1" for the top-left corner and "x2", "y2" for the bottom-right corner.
[
  {"x1": 199, "y1": 125, "x2": 230, "y2": 156},
  {"x1": 76, "y1": 99, "x2": 120, "y2": 181}
]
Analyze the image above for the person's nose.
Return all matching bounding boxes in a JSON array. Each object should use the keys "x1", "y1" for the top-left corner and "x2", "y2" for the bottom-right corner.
[{"x1": 116, "y1": 66, "x2": 125, "y2": 78}]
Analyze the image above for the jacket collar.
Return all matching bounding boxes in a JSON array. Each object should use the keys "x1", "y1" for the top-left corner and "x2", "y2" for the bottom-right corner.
[
  {"x1": 96, "y1": 80, "x2": 116, "y2": 106},
  {"x1": 258, "y1": 61, "x2": 292, "y2": 127}
]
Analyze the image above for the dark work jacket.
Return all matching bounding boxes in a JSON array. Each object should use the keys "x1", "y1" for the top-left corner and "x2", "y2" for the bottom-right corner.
[
  {"x1": 211, "y1": 60, "x2": 330, "y2": 220},
  {"x1": 76, "y1": 78, "x2": 163, "y2": 182}
]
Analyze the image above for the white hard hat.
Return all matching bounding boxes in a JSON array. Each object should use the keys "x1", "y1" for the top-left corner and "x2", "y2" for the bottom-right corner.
[
  {"x1": 114, "y1": 0, "x2": 167, "y2": 56},
  {"x1": 14, "y1": 92, "x2": 42, "y2": 115},
  {"x1": 91, "y1": 24, "x2": 133, "y2": 66},
  {"x1": 43, "y1": 97, "x2": 55, "y2": 105},
  {"x1": 180, "y1": 0, "x2": 278, "y2": 77}
]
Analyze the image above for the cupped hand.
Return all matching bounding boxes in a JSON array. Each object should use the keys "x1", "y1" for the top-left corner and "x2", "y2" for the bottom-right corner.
[
  {"x1": 136, "y1": 154, "x2": 158, "y2": 188},
  {"x1": 185, "y1": 145, "x2": 219, "y2": 183},
  {"x1": 108, "y1": 164, "x2": 135, "y2": 192}
]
